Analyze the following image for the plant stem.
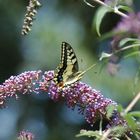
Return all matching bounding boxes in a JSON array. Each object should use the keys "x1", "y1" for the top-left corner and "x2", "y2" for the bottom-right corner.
[
  {"x1": 84, "y1": 0, "x2": 129, "y2": 18},
  {"x1": 114, "y1": 44, "x2": 140, "y2": 54},
  {"x1": 114, "y1": 6, "x2": 129, "y2": 18},
  {"x1": 100, "y1": 129, "x2": 111, "y2": 140},
  {"x1": 124, "y1": 92, "x2": 140, "y2": 113}
]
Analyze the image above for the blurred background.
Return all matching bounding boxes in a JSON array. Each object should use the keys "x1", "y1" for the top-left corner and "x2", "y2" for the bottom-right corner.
[{"x1": 0, "y1": 0, "x2": 140, "y2": 139}]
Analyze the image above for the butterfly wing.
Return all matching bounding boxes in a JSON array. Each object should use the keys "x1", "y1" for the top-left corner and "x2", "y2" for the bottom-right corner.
[
  {"x1": 61, "y1": 42, "x2": 78, "y2": 72},
  {"x1": 54, "y1": 42, "x2": 79, "y2": 86}
]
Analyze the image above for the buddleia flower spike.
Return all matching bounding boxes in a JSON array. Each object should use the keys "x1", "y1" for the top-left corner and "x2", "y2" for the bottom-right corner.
[{"x1": 21, "y1": 0, "x2": 41, "y2": 35}]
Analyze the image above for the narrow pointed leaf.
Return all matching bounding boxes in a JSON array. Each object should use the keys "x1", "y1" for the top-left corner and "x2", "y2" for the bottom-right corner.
[{"x1": 93, "y1": 6, "x2": 111, "y2": 36}]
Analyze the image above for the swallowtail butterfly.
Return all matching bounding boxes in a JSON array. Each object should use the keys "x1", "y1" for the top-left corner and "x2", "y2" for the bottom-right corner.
[{"x1": 54, "y1": 42, "x2": 96, "y2": 87}]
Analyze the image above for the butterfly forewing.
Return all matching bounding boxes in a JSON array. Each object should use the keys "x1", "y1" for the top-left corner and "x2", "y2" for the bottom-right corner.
[
  {"x1": 61, "y1": 42, "x2": 79, "y2": 72},
  {"x1": 54, "y1": 42, "x2": 81, "y2": 87}
]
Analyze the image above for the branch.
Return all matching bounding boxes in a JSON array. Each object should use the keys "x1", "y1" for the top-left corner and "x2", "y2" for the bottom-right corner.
[{"x1": 124, "y1": 92, "x2": 140, "y2": 113}]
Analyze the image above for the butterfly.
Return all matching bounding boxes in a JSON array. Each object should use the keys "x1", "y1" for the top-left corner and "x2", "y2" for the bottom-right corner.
[{"x1": 54, "y1": 42, "x2": 96, "y2": 87}]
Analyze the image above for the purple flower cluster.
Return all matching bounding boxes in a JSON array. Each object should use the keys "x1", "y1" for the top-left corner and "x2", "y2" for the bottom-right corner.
[
  {"x1": 111, "y1": 12, "x2": 140, "y2": 52},
  {"x1": 40, "y1": 71, "x2": 125, "y2": 127},
  {"x1": 63, "y1": 82, "x2": 116, "y2": 124},
  {"x1": 0, "y1": 70, "x2": 126, "y2": 128},
  {"x1": 0, "y1": 71, "x2": 41, "y2": 107},
  {"x1": 115, "y1": 12, "x2": 140, "y2": 36},
  {"x1": 18, "y1": 131, "x2": 34, "y2": 140},
  {"x1": 107, "y1": 12, "x2": 140, "y2": 75}
]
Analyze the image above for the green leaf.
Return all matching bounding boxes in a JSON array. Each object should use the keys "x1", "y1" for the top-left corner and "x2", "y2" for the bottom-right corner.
[
  {"x1": 93, "y1": 6, "x2": 111, "y2": 36},
  {"x1": 99, "y1": 30, "x2": 121, "y2": 41},
  {"x1": 111, "y1": 126, "x2": 126, "y2": 135},
  {"x1": 117, "y1": 5, "x2": 133, "y2": 12},
  {"x1": 116, "y1": 104, "x2": 124, "y2": 113},
  {"x1": 99, "y1": 52, "x2": 112, "y2": 61},
  {"x1": 129, "y1": 111, "x2": 140, "y2": 118},
  {"x1": 133, "y1": 67, "x2": 140, "y2": 93},
  {"x1": 123, "y1": 51, "x2": 140, "y2": 59},
  {"x1": 106, "y1": 105, "x2": 117, "y2": 118},
  {"x1": 76, "y1": 130, "x2": 101, "y2": 138},
  {"x1": 119, "y1": 38, "x2": 140, "y2": 47},
  {"x1": 124, "y1": 114, "x2": 138, "y2": 130}
]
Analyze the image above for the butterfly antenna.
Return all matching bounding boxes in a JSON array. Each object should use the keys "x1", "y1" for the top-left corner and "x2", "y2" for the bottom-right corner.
[{"x1": 80, "y1": 63, "x2": 97, "y2": 76}]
